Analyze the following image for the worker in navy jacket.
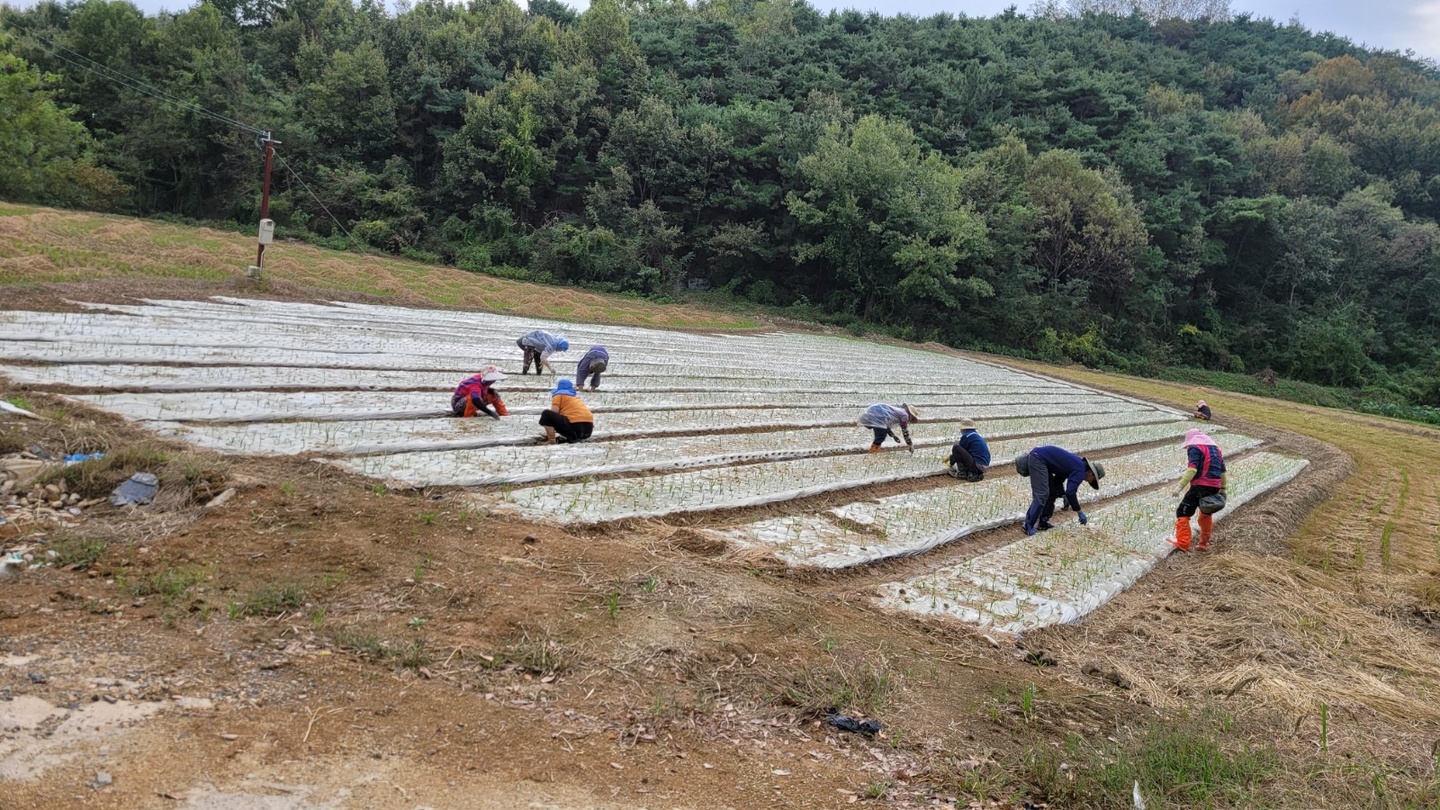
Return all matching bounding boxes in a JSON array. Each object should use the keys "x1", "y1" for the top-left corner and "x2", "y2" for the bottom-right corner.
[
  {"x1": 947, "y1": 419, "x2": 991, "y2": 481},
  {"x1": 1020, "y1": 446, "x2": 1105, "y2": 536},
  {"x1": 576, "y1": 346, "x2": 609, "y2": 391}
]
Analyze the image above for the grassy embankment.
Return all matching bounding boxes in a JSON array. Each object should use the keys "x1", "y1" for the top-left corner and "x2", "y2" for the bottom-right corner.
[{"x1": 0, "y1": 203, "x2": 758, "y2": 329}]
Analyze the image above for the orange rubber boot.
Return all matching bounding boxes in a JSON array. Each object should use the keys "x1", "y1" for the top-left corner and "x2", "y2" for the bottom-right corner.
[
  {"x1": 867, "y1": 444, "x2": 882, "y2": 454},
  {"x1": 1196, "y1": 513, "x2": 1214, "y2": 551},
  {"x1": 1169, "y1": 517, "x2": 1192, "y2": 552}
]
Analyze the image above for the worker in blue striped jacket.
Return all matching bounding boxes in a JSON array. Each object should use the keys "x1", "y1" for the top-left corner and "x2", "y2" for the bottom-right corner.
[
  {"x1": 858, "y1": 403, "x2": 918, "y2": 454},
  {"x1": 517, "y1": 330, "x2": 569, "y2": 375}
]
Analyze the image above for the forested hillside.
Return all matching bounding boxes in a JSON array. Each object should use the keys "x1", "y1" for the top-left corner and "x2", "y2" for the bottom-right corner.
[{"x1": 3, "y1": 0, "x2": 1440, "y2": 406}]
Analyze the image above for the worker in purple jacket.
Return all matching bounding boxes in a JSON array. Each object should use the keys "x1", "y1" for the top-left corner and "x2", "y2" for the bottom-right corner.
[
  {"x1": 576, "y1": 346, "x2": 609, "y2": 391},
  {"x1": 1019, "y1": 446, "x2": 1105, "y2": 536}
]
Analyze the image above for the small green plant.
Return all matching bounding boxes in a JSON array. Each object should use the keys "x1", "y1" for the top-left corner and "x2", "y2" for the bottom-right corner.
[
  {"x1": 5, "y1": 396, "x2": 33, "y2": 412},
  {"x1": 864, "y1": 779, "x2": 892, "y2": 799},
  {"x1": 372, "y1": 483, "x2": 388, "y2": 496},
  {"x1": 49, "y1": 534, "x2": 105, "y2": 569},
  {"x1": 323, "y1": 569, "x2": 347, "y2": 589},
  {"x1": 1319, "y1": 701, "x2": 1329, "y2": 755},
  {"x1": 124, "y1": 564, "x2": 213, "y2": 606},
  {"x1": 1020, "y1": 682, "x2": 1037, "y2": 721},
  {"x1": 412, "y1": 554, "x2": 432, "y2": 582},
  {"x1": 408, "y1": 616, "x2": 427, "y2": 629},
  {"x1": 309, "y1": 607, "x2": 327, "y2": 629},
  {"x1": 606, "y1": 590, "x2": 620, "y2": 619},
  {"x1": 642, "y1": 576, "x2": 658, "y2": 593},
  {"x1": 279, "y1": 479, "x2": 295, "y2": 498},
  {"x1": 241, "y1": 583, "x2": 307, "y2": 616},
  {"x1": 418, "y1": 511, "x2": 438, "y2": 526}
]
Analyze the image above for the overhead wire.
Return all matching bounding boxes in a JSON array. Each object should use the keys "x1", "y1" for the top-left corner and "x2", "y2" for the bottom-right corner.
[
  {"x1": 273, "y1": 151, "x2": 353, "y2": 240},
  {"x1": 9, "y1": 19, "x2": 354, "y2": 240},
  {"x1": 12, "y1": 23, "x2": 269, "y2": 136}
]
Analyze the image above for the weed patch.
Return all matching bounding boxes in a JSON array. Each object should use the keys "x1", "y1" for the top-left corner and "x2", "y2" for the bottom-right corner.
[{"x1": 48, "y1": 533, "x2": 105, "y2": 568}]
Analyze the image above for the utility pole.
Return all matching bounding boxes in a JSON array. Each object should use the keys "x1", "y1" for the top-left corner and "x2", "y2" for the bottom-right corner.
[{"x1": 249, "y1": 132, "x2": 280, "y2": 280}]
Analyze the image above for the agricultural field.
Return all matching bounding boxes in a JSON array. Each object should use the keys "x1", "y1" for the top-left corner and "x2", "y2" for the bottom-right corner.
[
  {"x1": 0, "y1": 296, "x2": 1302, "y2": 635},
  {"x1": 3, "y1": 278, "x2": 1433, "y2": 809}
]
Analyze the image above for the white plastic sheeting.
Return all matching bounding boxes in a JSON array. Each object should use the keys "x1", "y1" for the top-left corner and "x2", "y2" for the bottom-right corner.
[
  {"x1": 66, "y1": 389, "x2": 1131, "y2": 424},
  {"x1": 336, "y1": 409, "x2": 1184, "y2": 487},
  {"x1": 873, "y1": 452, "x2": 1309, "y2": 633},
  {"x1": 486, "y1": 420, "x2": 1196, "y2": 524},
  {"x1": 0, "y1": 362, "x2": 1066, "y2": 395},
  {"x1": 147, "y1": 403, "x2": 1172, "y2": 456},
  {"x1": 716, "y1": 432, "x2": 1258, "y2": 568}
]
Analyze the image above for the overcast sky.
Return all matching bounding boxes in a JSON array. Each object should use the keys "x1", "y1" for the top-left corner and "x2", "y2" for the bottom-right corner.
[{"x1": 14, "y1": 0, "x2": 1440, "y2": 60}]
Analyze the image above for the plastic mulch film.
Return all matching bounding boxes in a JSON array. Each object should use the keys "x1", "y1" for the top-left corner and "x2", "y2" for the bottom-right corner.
[
  {"x1": 485, "y1": 421, "x2": 1196, "y2": 525},
  {"x1": 334, "y1": 410, "x2": 1185, "y2": 487},
  {"x1": 872, "y1": 452, "x2": 1309, "y2": 633},
  {"x1": 716, "y1": 431, "x2": 1255, "y2": 568}
]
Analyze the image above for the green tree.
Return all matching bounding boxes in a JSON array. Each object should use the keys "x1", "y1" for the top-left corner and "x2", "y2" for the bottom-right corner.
[
  {"x1": 787, "y1": 114, "x2": 990, "y2": 326},
  {"x1": 0, "y1": 44, "x2": 122, "y2": 206}
]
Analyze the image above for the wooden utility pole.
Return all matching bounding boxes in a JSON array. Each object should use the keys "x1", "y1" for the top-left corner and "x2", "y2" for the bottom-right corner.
[{"x1": 252, "y1": 132, "x2": 280, "y2": 277}]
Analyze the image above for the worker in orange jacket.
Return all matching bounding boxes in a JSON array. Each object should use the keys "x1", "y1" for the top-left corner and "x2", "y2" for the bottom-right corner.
[{"x1": 539, "y1": 378, "x2": 594, "y2": 444}]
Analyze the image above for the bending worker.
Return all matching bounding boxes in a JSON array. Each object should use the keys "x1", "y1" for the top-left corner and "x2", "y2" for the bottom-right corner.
[
  {"x1": 539, "y1": 378, "x2": 594, "y2": 444},
  {"x1": 1020, "y1": 446, "x2": 1104, "y2": 536},
  {"x1": 451, "y1": 367, "x2": 508, "y2": 419},
  {"x1": 577, "y1": 346, "x2": 609, "y2": 391},
  {"x1": 1170, "y1": 428, "x2": 1227, "y2": 552},
  {"x1": 947, "y1": 419, "x2": 990, "y2": 481},
  {"x1": 1193, "y1": 400, "x2": 1212, "y2": 421},
  {"x1": 517, "y1": 329, "x2": 569, "y2": 375},
  {"x1": 858, "y1": 403, "x2": 918, "y2": 454}
]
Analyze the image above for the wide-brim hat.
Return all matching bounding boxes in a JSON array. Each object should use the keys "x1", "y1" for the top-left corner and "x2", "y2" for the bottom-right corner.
[
  {"x1": 1086, "y1": 460, "x2": 1105, "y2": 489},
  {"x1": 1196, "y1": 400, "x2": 1207, "y2": 408},
  {"x1": 481, "y1": 370, "x2": 508, "y2": 383},
  {"x1": 903, "y1": 403, "x2": 919, "y2": 421},
  {"x1": 1181, "y1": 428, "x2": 1217, "y2": 448},
  {"x1": 958, "y1": 418, "x2": 976, "y2": 430},
  {"x1": 551, "y1": 379, "x2": 577, "y2": 396}
]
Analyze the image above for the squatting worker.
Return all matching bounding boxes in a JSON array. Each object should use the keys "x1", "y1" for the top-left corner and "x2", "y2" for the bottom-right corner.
[
  {"x1": 517, "y1": 329, "x2": 569, "y2": 375},
  {"x1": 1020, "y1": 446, "x2": 1104, "y2": 536},
  {"x1": 1194, "y1": 399, "x2": 1212, "y2": 420},
  {"x1": 451, "y1": 367, "x2": 508, "y2": 419},
  {"x1": 1170, "y1": 428, "x2": 1227, "y2": 552},
  {"x1": 576, "y1": 346, "x2": 609, "y2": 391},
  {"x1": 539, "y1": 378, "x2": 594, "y2": 445},
  {"x1": 858, "y1": 403, "x2": 918, "y2": 454},
  {"x1": 947, "y1": 419, "x2": 990, "y2": 481}
]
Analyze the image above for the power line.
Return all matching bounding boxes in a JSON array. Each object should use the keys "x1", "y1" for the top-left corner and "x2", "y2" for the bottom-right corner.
[
  {"x1": 12, "y1": 24, "x2": 268, "y2": 136},
  {"x1": 273, "y1": 151, "x2": 353, "y2": 241}
]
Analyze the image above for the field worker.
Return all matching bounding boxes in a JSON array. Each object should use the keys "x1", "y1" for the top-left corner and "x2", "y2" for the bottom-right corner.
[
  {"x1": 576, "y1": 346, "x2": 609, "y2": 391},
  {"x1": 859, "y1": 403, "x2": 918, "y2": 454},
  {"x1": 451, "y1": 367, "x2": 508, "y2": 419},
  {"x1": 539, "y1": 378, "x2": 594, "y2": 444},
  {"x1": 517, "y1": 329, "x2": 569, "y2": 375},
  {"x1": 947, "y1": 419, "x2": 990, "y2": 481},
  {"x1": 1170, "y1": 428, "x2": 1227, "y2": 552},
  {"x1": 1019, "y1": 446, "x2": 1104, "y2": 536},
  {"x1": 1194, "y1": 400, "x2": 1212, "y2": 420}
]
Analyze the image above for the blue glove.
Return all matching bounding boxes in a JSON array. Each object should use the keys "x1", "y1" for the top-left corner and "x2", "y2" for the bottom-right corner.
[{"x1": 1078, "y1": 511, "x2": 1088, "y2": 525}]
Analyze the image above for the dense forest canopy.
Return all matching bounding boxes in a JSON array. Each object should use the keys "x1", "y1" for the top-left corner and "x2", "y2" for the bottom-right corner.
[{"x1": 3, "y1": 0, "x2": 1440, "y2": 406}]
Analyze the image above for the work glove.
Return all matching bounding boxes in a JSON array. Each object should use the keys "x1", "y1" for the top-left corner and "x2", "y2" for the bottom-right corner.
[
  {"x1": 1077, "y1": 511, "x2": 1088, "y2": 525},
  {"x1": 907, "y1": 445, "x2": 914, "y2": 455}
]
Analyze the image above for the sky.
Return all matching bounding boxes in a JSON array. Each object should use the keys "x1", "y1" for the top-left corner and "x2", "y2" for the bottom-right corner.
[{"x1": 14, "y1": 0, "x2": 1440, "y2": 60}]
